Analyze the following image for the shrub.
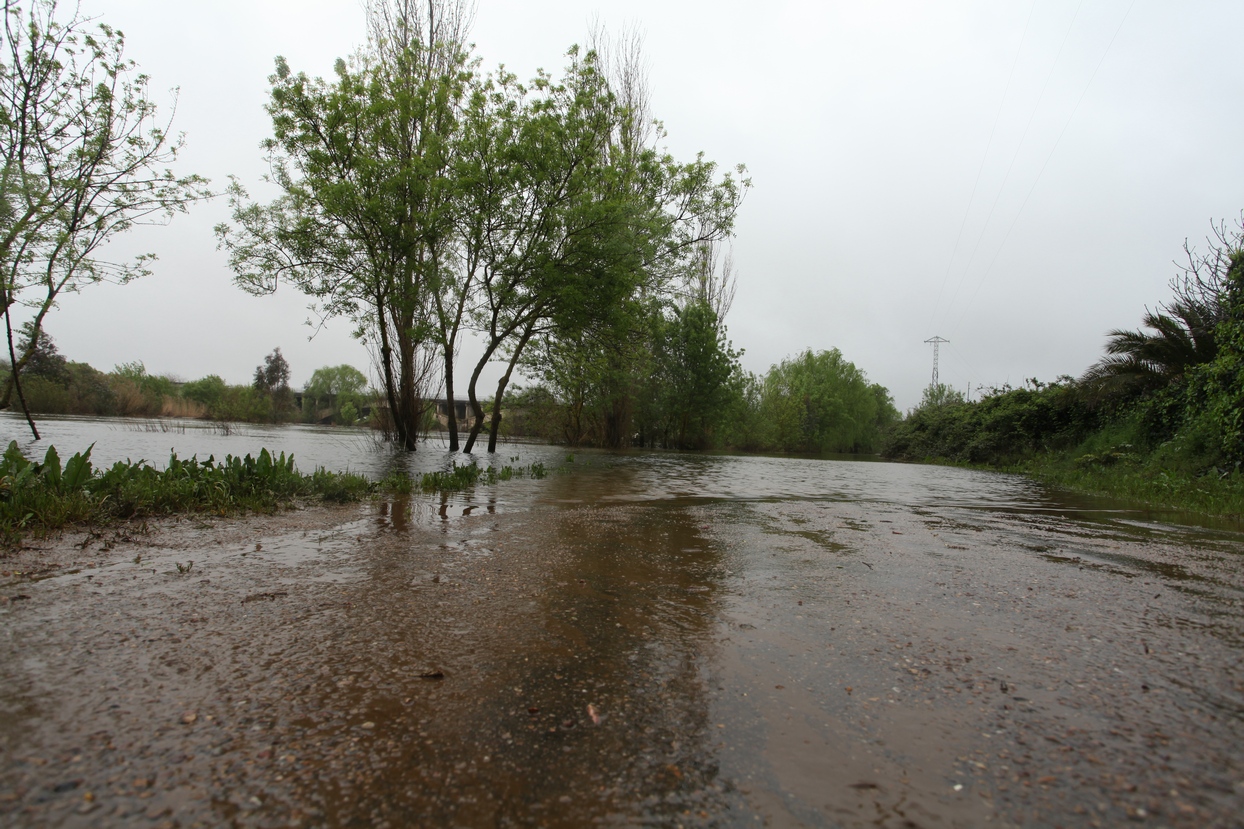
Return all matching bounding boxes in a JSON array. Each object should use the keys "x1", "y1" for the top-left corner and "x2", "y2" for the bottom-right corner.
[{"x1": 883, "y1": 379, "x2": 1098, "y2": 465}]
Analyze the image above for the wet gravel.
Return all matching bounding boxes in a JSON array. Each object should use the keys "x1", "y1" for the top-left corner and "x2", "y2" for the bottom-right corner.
[{"x1": 1, "y1": 465, "x2": 1243, "y2": 828}]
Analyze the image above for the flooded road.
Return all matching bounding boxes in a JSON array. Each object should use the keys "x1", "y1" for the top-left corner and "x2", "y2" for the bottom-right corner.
[{"x1": 2, "y1": 451, "x2": 1243, "y2": 827}]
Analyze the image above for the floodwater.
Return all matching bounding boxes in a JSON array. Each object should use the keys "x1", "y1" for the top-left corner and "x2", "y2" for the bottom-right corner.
[
  {"x1": 0, "y1": 412, "x2": 558, "y2": 479},
  {"x1": 1, "y1": 416, "x2": 1243, "y2": 827}
]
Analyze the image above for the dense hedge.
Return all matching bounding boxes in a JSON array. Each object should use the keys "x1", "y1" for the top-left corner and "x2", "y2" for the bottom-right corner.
[{"x1": 883, "y1": 379, "x2": 1099, "y2": 465}]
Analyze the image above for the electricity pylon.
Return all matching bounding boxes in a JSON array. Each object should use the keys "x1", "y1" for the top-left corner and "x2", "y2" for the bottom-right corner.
[{"x1": 924, "y1": 336, "x2": 949, "y2": 388}]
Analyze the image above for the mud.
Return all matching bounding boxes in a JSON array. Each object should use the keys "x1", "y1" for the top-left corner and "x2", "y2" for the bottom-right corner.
[{"x1": 1, "y1": 462, "x2": 1243, "y2": 827}]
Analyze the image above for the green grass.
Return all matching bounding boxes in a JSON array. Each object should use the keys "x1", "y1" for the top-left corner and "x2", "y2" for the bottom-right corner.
[
  {"x1": 1017, "y1": 452, "x2": 1244, "y2": 520},
  {"x1": 896, "y1": 445, "x2": 1244, "y2": 519},
  {"x1": 896, "y1": 451, "x2": 1244, "y2": 521}
]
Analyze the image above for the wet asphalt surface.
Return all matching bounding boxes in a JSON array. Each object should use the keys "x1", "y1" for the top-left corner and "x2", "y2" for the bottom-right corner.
[{"x1": 1, "y1": 459, "x2": 1243, "y2": 827}]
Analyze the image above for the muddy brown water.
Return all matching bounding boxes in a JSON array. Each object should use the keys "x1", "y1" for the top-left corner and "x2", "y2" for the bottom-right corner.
[{"x1": 1, "y1": 442, "x2": 1243, "y2": 827}]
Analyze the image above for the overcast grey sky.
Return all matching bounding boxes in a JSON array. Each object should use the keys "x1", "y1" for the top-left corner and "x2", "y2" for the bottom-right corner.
[{"x1": 35, "y1": 0, "x2": 1244, "y2": 410}]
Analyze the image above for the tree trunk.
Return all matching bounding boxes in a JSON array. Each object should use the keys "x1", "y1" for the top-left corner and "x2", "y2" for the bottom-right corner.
[
  {"x1": 565, "y1": 384, "x2": 584, "y2": 447},
  {"x1": 375, "y1": 296, "x2": 414, "y2": 450},
  {"x1": 0, "y1": 301, "x2": 51, "y2": 410},
  {"x1": 430, "y1": 247, "x2": 464, "y2": 452},
  {"x1": 443, "y1": 350, "x2": 459, "y2": 451},
  {"x1": 604, "y1": 390, "x2": 632, "y2": 449},
  {"x1": 380, "y1": 342, "x2": 409, "y2": 449},
  {"x1": 486, "y1": 321, "x2": 536, "y2": 454},
  {"x1": 397, "y1": 327, "x2": 419, "y2": 450},
  {"x1": 3, "y1": 307, "x2": 38, "y2": 440},
  {"x1": 463, "y1": 303, "x2": 543, "y2": 453},
  {"x1": 462, "y1": 343, "x2": 499, "y2": 454}
]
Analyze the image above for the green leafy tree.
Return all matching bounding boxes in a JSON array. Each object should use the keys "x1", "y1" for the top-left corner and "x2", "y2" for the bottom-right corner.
[
  {"x1": 918, "y1": 383, "x2": 967, "y2": 410},
  {"x1": 493, "y1": 383, "x2": 564, "y2": 442},
  {"x1": 1188, "y1": 249, "x2": 1244, "y2": 465},
  {"x1": 716, "y1": 370, "x2": 765, "y2": 450},
  {"x1": 253, "y1": 348, "x2": 291, "y2": 394},
  {"x1": 181, "y1": 375, "x2": 228, "y2": 410},
  {"x1": 461, "y1": 41, "x2": 746, "y2": 454},
  {"x1": 760, "y1": 349, "x2": 885, "y2": 453},
  {"x1": 252, "y1": 348, "x2": 292, "y2": 420},
  {"x1": 457, "y1": 49, "x2": 640, "y2": 454},
  {"x1": 652, "y1": 300, "x2": 739, "y2": 449},
  {"x1": 870, "y1": 384, "x2": 900, "y2": 430},
  {"x1": 13, "y1": 319, "x2": 66, "y2": 384},
  {"x1": 304, "y1": 363, "x2": 368, "y2": 420},
  {"x1": 523, "y1": 246, "x2": 747, "y2": 451},
  {"x1": 0, "y1": 0, "x2": 210, "y2": 438},
  {"x1": 219, "y1": 0, "x2": 470, "y2": 450},
  {"x1": 304, "y1": 364, "x2": 367, "y2": 401}
]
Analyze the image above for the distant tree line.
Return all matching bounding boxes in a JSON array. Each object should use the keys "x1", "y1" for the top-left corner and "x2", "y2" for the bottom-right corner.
[
  {"x1": 505, "y1": 342, "x2": 898, "y2": 455},
  {"x1": 3, "y1": 329, "x2": 374, "y2": 426},
  {"x1": 8, "y1": 310, "x2": 901, "y2": 454}
]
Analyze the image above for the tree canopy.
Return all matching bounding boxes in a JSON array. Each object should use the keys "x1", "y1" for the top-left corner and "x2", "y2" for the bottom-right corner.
[
  {"x1": 305, "y1": 364, "x2": 368, "y2": 400},
  {"x1": 218, "y1": 0, "x2": 746, "y2": 452}
]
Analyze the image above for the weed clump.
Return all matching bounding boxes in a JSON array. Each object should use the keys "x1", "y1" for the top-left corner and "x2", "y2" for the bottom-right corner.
[
  {"x1": 0, "y1": 442, "x2": 372, "y2": 541},
  {"x1": 0, "y1": 442, "x2": 562, "y2": 542}
]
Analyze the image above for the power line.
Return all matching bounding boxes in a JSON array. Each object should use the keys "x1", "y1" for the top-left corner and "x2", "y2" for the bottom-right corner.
[
  {"x1": 950, "y1": 0, "x2": 1138, "y2": 337},
  {"x1": 925, "y1": 0, "x2": 1037, "y2": 335},
  {"x1": 937, "y1": 0, "x2": 1087, "y2": 331},
  {"x1": 946, "y1": 340, "x2": 983, "y2": 382}
]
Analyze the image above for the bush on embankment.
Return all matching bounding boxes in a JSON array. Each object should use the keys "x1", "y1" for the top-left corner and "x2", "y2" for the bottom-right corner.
[
  {"x1": 12, "y1": 359, "x2": 293, "y2": 423},
  {"x1": 6, "y1": 329, "x2": 305, "y2": 424},
  {"x1": 882, "y1": 217, "x2": 1244, "y2": 519},
  {"x1": 882, "y1": 382, "x2": 1244, "y2": 517},
  {"x1": 882, "y1": 379, "x2": 1100, "y2": 467}
]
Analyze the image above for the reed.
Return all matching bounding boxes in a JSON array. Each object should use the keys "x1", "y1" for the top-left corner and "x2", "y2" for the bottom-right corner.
[{"x1": 161, "y1": 397, "x2": 207, "y2": 419}]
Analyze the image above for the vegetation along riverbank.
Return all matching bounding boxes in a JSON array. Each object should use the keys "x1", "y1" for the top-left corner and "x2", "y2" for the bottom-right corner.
[
  {"x1": 883, "y1": 217, "x2": 1244, "y2": 519},
  {"x1": 0, "y1": 440, "x2": 548, "y2": 543},
  {"x1": 2, "y1": 0, "x2": 1241, "y2": 523}
]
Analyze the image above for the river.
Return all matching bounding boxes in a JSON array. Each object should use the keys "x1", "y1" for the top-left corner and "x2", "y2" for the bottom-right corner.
[{"x1": 1, "y1": 414, "x2": 1241, "y2": 827}]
